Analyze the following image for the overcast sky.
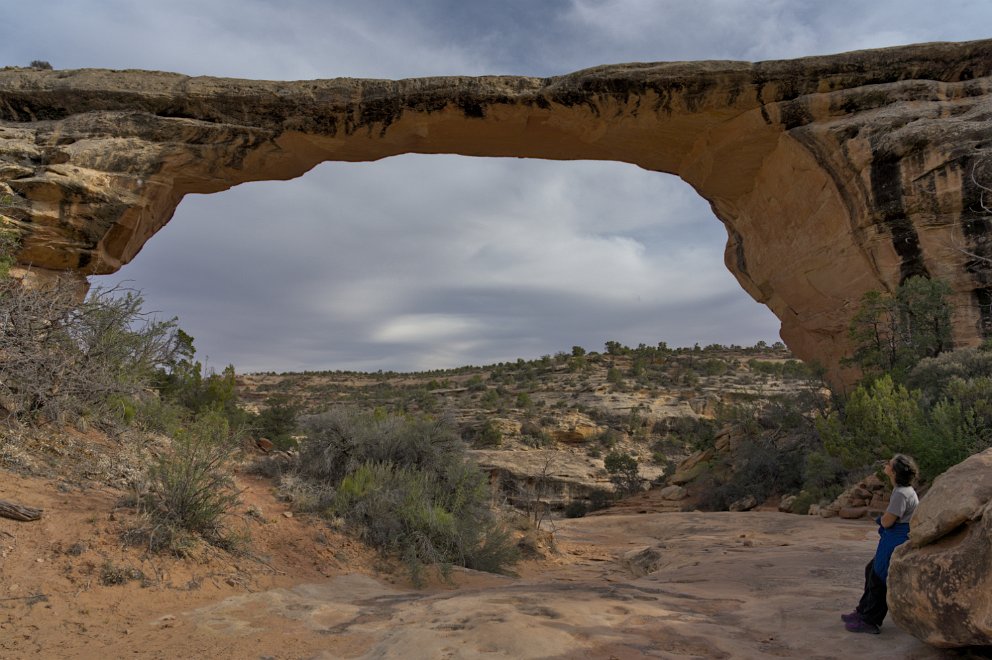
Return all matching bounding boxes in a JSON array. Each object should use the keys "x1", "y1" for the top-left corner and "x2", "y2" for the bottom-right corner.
[{"x1": 4, "y1": 2, "x2": 992, "y2": 373}]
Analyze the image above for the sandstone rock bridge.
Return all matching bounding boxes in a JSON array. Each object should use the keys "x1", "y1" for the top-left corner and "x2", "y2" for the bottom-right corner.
[{"x1": 2, "y1": 39, "x2": 992, "y2": 382}]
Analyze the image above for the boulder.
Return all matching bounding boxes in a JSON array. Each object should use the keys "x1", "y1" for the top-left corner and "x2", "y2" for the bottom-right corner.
[
  {"x1": 888, "y1": 448, "x2": 992, "y2": 648},
  {"x1": 622, "y1": 546, "x2": 666, "y2": 577},
  {"x1": 548, "y1": 412, "x2": 603, "y2": 444},
  {"x1": 670, "y1": 449, "x2": 713, "y2": 485},
  {"x1": 838, "y1": 507, "x2": 867, "y2": 520},
  {"x1": 658, "y1": 485, "x2": 688, "y2": 501},
  {"x1": 729, "y1": 495, "x2": 757, "y2": 512},
  {"x1": 778, "y1": 495, "x2": 797, "y2": 513}
]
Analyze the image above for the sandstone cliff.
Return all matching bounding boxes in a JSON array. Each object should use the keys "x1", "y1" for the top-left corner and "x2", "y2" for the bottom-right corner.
[{"x1": 3, "y1": 39, "x2": 992, "y2": 381}]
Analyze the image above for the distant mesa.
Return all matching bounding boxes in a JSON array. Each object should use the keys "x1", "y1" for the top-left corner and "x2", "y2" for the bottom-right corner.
[{"x1": 3, "y1": 39, "x2": 992, "y2": 384}]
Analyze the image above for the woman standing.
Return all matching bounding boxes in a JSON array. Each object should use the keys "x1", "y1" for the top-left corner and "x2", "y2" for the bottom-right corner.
[{"x1": 842, "y1": 454, "x2": 919, "y2": 634}]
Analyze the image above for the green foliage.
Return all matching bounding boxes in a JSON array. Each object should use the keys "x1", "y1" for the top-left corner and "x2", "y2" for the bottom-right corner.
[
  {"x1": 604, "y1": 450, "x2": 640, "y2": 497},
  {"x1": 660, "y1": 416, "x2": 717, "y2": 452},
  {"x1": 253, "y1": 396, "x2": 300, "y2": 450},
  {"x1": 698, "y1": 440, "x2": 805, "y2": 511},
  {"x1": 480, "y1": 388, "x2": 502, "y2": 411},
  {"x1": 818, "y1": 367, "x2": 992, "y2": 484},
  {"x1": 747, "y1": 359, "x2": 813, "y2": 379},
  {"x1": 0, "y1": 279, "x2": 180, "y2": 424},
  {"x1": 698, "y1": 358, "x2": 729, "y2": 377},
  {"x1": 848, "y1": 276, "x2": 952, "y2": 379},
  {"x1": 29, "y1": 60, "x2": 53, "y2": 70},
  {"x1": 906, "y1": 346, "x2": 992, "y2": 404},
  {"x1": 816, "y1": 276, "x2": 992, "y2": 485},
  {"x1": 817, "y1": 375, "x2": 925, "y2": 469},
  {"x1": 0, "y1": 226, "x2": 20, "y2": 280},
  {"x1": 133, "y1": 396, "x2": 186, "y2": 436},
  {"x1": 295, "y1": 409, "x2": 518, "y2": 583},
  {"x1": 137, "y1": 412, "x2": 241, "y2": 554},
  {"x1": 470, "y1": 419, "x2": 503, "y2": 448}
]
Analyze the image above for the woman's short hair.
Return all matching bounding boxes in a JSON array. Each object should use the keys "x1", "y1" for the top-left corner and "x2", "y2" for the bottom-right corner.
[{"x1": 891, "y1": 454, "x2": 919, "y2": 487}]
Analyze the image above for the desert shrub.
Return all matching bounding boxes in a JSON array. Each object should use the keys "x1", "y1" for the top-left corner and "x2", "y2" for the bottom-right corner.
[
  {"x1": 801, "y1": 449, "x2": 847, "y2": 494},
  {"x1": 298, "y1": 409, "x2": 460, "y2": 483},
  {"x1": 480, "y1": 388, "x2": 502, "y2": 410},
  {"x1": 759, "y1": 392, "x2": 821, "y2": 432},
  {"x1": 29, "y1": 60, "x2": 53, "y2": 70},
  {"x1": 136, "y1": 412, "x2": 241, "y2": 553},
  {"x1": 0, "y1": 277, "x2": 180, "y2": 424},
  {"x1": 564, "y1": 500, "x2": 588, "y2": 518},
  {"x1": 251, "y1": 396, "x2": 299, "y2": 450},
  {"x1": 604, "y1": 450, "x2": 641, "y2": 497},
  {"x1": 657, "y1": 416, "x2": 717, "y2": 451},
  {"x1": 715, "y1": 400, "x2": 762, "y2": 438},
  {"x1": 698, "y1": 358, "x2": 729, "y2": 376},
  {"x1": 100, "y1": 560, "x2": 144, "y2": 586},
  {"x1": 133, "y1": 396, "x2": 186, "y2": 436},
  {"x1": 295, "y1": 410, "x2": 518, "y2": 583},
  {"x1": 594, "y1": 429, "x2": 621, "y2": 450},
  {"x1": 467, "y1": 419, "x2": 503, "y2": 448},
  {"x1": 588, "y1": 488, "x2": 612, "y2": 511},
  {"x1": 818, "y1": 359, "x2": 992, "y2": 484},
  {"x1": 907, "y1": 346, "x2": 992, "y2": 404},
  {"x1": 0, "y1": 228, "x2": 19, "y2": 279},
  {"x1": 522, "y1": 427, "x2": 552, "y2": 449},
  {"x1": 789, "y1": 488, "x2": 840, "y2": 516},
  {"x1": 698, "y1": 440, "x2": 805, "y2": 511}
]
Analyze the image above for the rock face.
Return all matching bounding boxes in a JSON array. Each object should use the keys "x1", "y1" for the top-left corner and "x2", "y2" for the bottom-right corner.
[
  {"x1": 888, "y1": 448, "x2": 992, "y2": 648},
  {"x1": 3, "y1": 39, "x2": 992, "y2": 382},
  {"x1": 470, "y1": 448, "x2": 663, "y2": 511}
]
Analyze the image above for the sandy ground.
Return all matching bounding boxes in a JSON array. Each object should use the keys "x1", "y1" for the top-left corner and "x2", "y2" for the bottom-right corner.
[{"x1": 0, "y1": 470, "x2": 956, "y2": 659}]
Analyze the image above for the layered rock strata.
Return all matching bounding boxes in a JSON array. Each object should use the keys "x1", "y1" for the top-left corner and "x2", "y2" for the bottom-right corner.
[{"x1": 3, "y1": 39, "x2": 992, "y2": 380}]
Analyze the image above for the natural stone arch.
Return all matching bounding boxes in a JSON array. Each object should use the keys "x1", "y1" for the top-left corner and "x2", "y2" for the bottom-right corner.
[{"x1": 2, "y1": 38, "x2": 992, "y2": 384}]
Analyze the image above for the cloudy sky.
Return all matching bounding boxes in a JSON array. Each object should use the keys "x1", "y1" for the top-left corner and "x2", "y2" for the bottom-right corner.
[{"x1": 4, "y1": 1, "x2": 992, "y2": 373}]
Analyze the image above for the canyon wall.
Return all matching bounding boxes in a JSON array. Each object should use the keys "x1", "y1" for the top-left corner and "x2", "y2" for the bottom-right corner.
[{"x1": 2, "y1": 39, "x2": 992, "y2": 380}]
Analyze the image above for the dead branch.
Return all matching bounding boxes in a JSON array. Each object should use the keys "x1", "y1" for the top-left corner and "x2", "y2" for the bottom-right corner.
[{"x1": 0, "y1": 499, "x2": 43, "y2": 521}]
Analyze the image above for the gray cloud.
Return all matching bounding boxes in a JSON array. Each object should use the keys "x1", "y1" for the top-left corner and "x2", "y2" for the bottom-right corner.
[{"x1": 5, "y1": 1, "x2": 992, "y2": 372}]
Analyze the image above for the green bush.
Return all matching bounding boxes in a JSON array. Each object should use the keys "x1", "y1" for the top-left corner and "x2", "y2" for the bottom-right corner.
[
  {"x1": 469, "y1": 419, "x2": 503, "y2": 448},
  {"x1": 698, "y1": 440, "x2": 804, "y2": 511},
  {"x1": 252, "y1": 396, "x2": 300, "y2": 450},
  {"x1": 564, "y1": 500, "x2": 587, "y2": 518},
  {"x1": 137, "y1": 412, "x2": 241, "y2": 554},
  {"x1": 295, "y1": 410, "x2": 518, "y2": 583},
  {"x1": 604, "y1": 450, "x2": 640, "y2": 497}
]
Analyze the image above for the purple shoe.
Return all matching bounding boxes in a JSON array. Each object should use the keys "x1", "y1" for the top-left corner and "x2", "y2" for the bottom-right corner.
[
  {"x1": 840, "y1": 610, "x2": 861, "y2": 624},
  {"x1": 845, "y1": 619, "x2": 880, "y2": 634}
]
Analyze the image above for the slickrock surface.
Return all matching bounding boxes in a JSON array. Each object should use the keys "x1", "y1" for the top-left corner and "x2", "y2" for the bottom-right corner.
[
  {"x1": 107, "y1": 513, "x2": 951, "y2": 658},
  {"x1": 4, "y1": 40, "x2": 992, "y2": 382},
  {"x1": 1, "y1": 470, "x2": 952, "y2": 660}
]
